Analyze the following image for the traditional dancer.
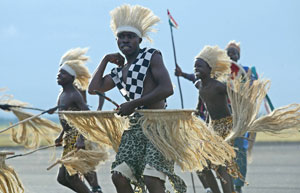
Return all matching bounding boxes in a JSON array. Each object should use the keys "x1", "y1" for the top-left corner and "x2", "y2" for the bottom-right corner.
[
  {"x1": 89, "y1": 4, "x2": 186, "y2": 193},
  {"x1": 175, "y1": 41, "x2": 254, "y2": 193},
  {"x1": 194, "y1": 44, "x2": 300, "y2": 193},
  {"x1": 225, "y1": 40, "x2": 251, "y2": 193},
  {"x1": 194, "y1": 45, "x2": 235, "y2": 193},
  {"x1": 58, "y1": 47, "x2": 105, "y2": 110},
  {"x1": 55, "y1": 48, "x2": 103, "y2": 193}
]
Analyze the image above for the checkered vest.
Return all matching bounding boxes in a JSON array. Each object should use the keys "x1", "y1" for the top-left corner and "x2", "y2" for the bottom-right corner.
[{"x1": 110, "y1": 47, "x2": 157, "y2": 101}]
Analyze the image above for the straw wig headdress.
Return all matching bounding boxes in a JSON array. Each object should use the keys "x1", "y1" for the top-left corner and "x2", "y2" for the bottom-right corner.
[
  {"x1": 195, "y1": 45, "x2": 231, "y2": 80},
  {"x1": 110, "y1": 4, "x2": 160, "y2": 42},
  {"x1": 59, "y1": 48, "x2": 91, "y2": 90},
  {"x1": 225, "y1": 40, "x2": 241, "y2": 54}
]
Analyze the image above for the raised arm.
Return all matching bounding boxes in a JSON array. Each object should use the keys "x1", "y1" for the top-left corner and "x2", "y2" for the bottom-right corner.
[
  {"x1": 88, "y1": 53, "x2": 125, "y2": 94},
  {"x1": 175, "y1": 65, "x2": 197, "y2": 83}
]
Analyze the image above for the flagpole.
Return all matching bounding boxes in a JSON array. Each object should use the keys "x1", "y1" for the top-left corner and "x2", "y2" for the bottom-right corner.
[
  {"x1": 168, "y1": 10, "x2": 196, "y2": 193},
  {"x1": 169, "y1": 23, "x2": 184, "y2": 109}
]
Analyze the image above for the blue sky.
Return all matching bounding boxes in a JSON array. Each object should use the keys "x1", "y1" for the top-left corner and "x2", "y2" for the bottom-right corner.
[{"x1": 1, "y1": 0, "x2": 299, "y2": 119}]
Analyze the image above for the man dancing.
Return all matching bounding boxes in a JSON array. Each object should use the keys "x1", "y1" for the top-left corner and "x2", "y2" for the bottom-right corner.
[
  {"x1": 55, "y1": 48, "x2": 103, "y2": 193},
  {"x1": 89, "y1": 4, "x2": 186, "y2": 193},
  {"x1": 225, "y1": 40, "x2": 253, "y2": 193},
  {"x1": 193, "y1": 45, "x2": 235, "y2": 193},
  {"x1": 175, "y1": 40, "x2": 252, "y2": 193}
]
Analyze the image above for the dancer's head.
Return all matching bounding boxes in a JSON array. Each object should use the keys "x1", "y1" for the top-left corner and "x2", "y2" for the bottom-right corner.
[
  {"x1": 225, "y1": 40, "x2": 240, "y2": 62},
  {"x1": 110, "y1": 4, "x2": 160, "y2": 55},
  {"x1": 57, "y1": 48, "x2": 91, "y2": 89},
  {"x1": 194, "y1": 45, "x2": 231, "y2": 80}
]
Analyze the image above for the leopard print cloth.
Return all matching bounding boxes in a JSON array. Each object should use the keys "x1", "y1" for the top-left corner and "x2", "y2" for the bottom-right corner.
[
  {"x1": 111, "y1": 113, "x2": 187, "y2": 193},
  {"x1": 62, "y1": 126, "x2": 79, "y2": 156},
  {"x1": 210, "y1": 116, "x2": 233, "y2": 139}
]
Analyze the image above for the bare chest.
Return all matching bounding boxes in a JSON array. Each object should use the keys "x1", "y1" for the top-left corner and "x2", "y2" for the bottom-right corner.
[
  {"x1": 58, "y1": 93, "x2": 78, "y2": 111},
  {"x1": 199, "y1": 86, "x2": 216, "y2": 102}
]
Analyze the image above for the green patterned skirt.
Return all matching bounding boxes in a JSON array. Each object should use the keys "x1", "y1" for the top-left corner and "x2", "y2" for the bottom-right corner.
[{"x1": 111, "y1": 113, "x2": 186, "y2": 193}]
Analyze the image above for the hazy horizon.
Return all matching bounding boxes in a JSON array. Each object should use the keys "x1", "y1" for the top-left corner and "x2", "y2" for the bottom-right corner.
[{"x1": 1, "y1": 0, "x2": 299, "y2": 120}]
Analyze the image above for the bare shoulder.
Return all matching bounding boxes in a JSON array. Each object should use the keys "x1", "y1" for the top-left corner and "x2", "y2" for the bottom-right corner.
[
  {"x1": 72, "y1": 89, "x2": 89, "y2": 110},
  {"x1": 214, "y1": 79, "x2": 227, "y2": 94},
  {"x1": 150, "y1": 50, "x2": 163, "y2": 66},
  {"x1": 69, "y1": 89, "x2": 85, "y2": 102}
]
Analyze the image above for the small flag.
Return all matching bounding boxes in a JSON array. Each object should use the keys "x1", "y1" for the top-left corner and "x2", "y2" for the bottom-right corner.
[{"x1": 167, "y1": 9, "x2": 178, "y2": 29}]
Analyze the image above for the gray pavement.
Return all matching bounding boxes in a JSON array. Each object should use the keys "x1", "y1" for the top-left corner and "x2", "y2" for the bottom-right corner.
[{"x1": 2, "y1": 142, "x2": 300, "y2": 193}]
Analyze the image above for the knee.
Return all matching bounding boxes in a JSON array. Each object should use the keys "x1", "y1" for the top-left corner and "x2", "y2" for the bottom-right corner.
[
  {"x1": 144, "y1": 176, "x2": 164, "y2": 188},
  {"x1": 57, "y1": 172, "x2": 68, "y2": 186},
  {"x1": 111, "y1": 172, "x2": 129, "y2": 187}
]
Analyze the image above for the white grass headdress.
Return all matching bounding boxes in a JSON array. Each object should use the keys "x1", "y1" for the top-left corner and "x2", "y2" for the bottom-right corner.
[
  {"x1": 110, "y1": 4, "x2": 160, "y2": 42},
  {"x1": 195, "y1": 45, "x2": 231, "y2": 80},
  {"x1": 225, "y1": 40, "x2": 241, "y2": 54},
  {"x1": 59, "y1": 48, "x2": 91, "y2": 90}
]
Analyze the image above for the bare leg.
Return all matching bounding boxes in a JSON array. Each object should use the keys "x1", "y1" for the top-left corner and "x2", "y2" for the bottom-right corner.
[
  {"x1": 197, "y1": 169, "x2": 221, "y2": 193},
  {"x1": 196, "y1": 170, "x2": 210, "y2": 188},
  {"x1": 57, "y1": 166, "x2": 77, "y2": 192},
  {"x1": 85, "y1": 171, "x2": 102, "y2": 192},
  {"x1": 144, "y1": 176, "x2": 165, "y2": 193},
  {"x1": 66, "y1": 174, "x2": 91, "y2": 193},
  {"x1": 57, "y1": 166, "x2": 91, "y2": 193},
  {"x1": 218, "y1": 166, "x2": 234, "y2": 193},
  {"x1": 112, "y1": 172, "x2": 134, "y2": 193}
]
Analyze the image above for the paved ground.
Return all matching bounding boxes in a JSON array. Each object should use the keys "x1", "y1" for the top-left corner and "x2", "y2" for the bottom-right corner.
[{"x1": 2, "y1": 142, "x2": 300, "y2": 193}]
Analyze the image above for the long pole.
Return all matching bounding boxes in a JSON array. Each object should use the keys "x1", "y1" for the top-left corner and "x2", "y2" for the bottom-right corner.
[
  {"x1": 94, "y1": 90, "x2": 120, "y2": 109},
  {"x1": 0, "y1": 104, "x2": 47, "y2": 112},
  {"x1": 169, "y1": 23, "x2": 196, "y2": 193},
  {"x1": 169, "y1": 25, "x2": 184, "y2": 109},
  {"x1": 6, "y1": 144, "x2": 57, "y2": 160},
  {"x1": 0, "y1": 105, "x2": 60, "y2": 134}
]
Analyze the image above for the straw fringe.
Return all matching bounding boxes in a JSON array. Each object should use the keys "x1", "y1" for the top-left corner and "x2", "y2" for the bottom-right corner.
[
  {"x1": 226, "y1": 76, "x2": 300, "y2": 141},
  {"x1": 195, "y1": 45, "x2": 231, "y2": 81},
  {"x1": 136, "y1": 110, "x2": 236, "y2": 171},
  {"x1": 60, "y1": 111, "x2": 128, "y2": 152},
  {"x1": 110, "y1": 4, "x2": 160, "y2": 42},
  {"x1": 248, "y1": 103, "x2": 300, "y2": 133},
  {"x1": 0, "y1": 94, "x2": 29, "y2": 110},
  {"x1": 0, "y1": 154, "x2": 24, "y2": 193},
  {"x1": 226, "y1": 76, "x2": 270, "y2": 141},
  {"x1": 10, "y1": 109, "x2": 61, "y2": 149},
  {"x1": 59, "y1": 110, "x2": 237, "y2": 171},
  {"x1": 52, "y1": 148, "x2": 109, "y2": 176},
  {"x1": 60, "y1": 47, "x2": 91, "y2": 90},
  {"x1": 60, "y1": 47, "x2": 89, "y2": 65}
]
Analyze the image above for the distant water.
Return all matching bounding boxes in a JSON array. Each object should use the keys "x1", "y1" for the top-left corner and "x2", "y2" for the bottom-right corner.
[{"x1": 0, "y1": 111, "x2": 59, "y2": 125}]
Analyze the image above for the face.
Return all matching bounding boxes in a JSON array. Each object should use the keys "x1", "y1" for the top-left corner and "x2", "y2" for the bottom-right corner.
[
  {"x1": 117, "y1": 31, "x2": 141, "y2": 56},
  {"x1": 57, "y1": 69, "x2": 74, "y2": 86},
  {"x1": 227, "y1": 47, "x2": 240, "y2": 62},
  {"x1": 194, "y1": 58, "x2": 211, "y2": 79}
]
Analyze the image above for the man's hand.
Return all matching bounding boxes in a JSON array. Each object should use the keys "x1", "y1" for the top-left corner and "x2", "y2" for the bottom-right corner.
[
  {"x1": 117, "y1": 101, "x2": 136, "y2": 116},
  {"x1": 75, "y1": 135, "x2": 85, "y2": 150},
  {"x1": 0, "y1": 104, "x2": 11, "y2": 111},
  {"x1": 46, "y1": 105, "x2": 64, "y2": 114},
  {"x1": 175, "y1": 64, "x2": 183, "y2": 76},
  {"x1": 105, "y1": 53, "x2": 125, "y2": 67}
]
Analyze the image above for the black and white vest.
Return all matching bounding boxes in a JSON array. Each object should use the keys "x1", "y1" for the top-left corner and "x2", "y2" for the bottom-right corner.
[{"x1": 110, "y1": 47, "x2": 157, "y2": 102}]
